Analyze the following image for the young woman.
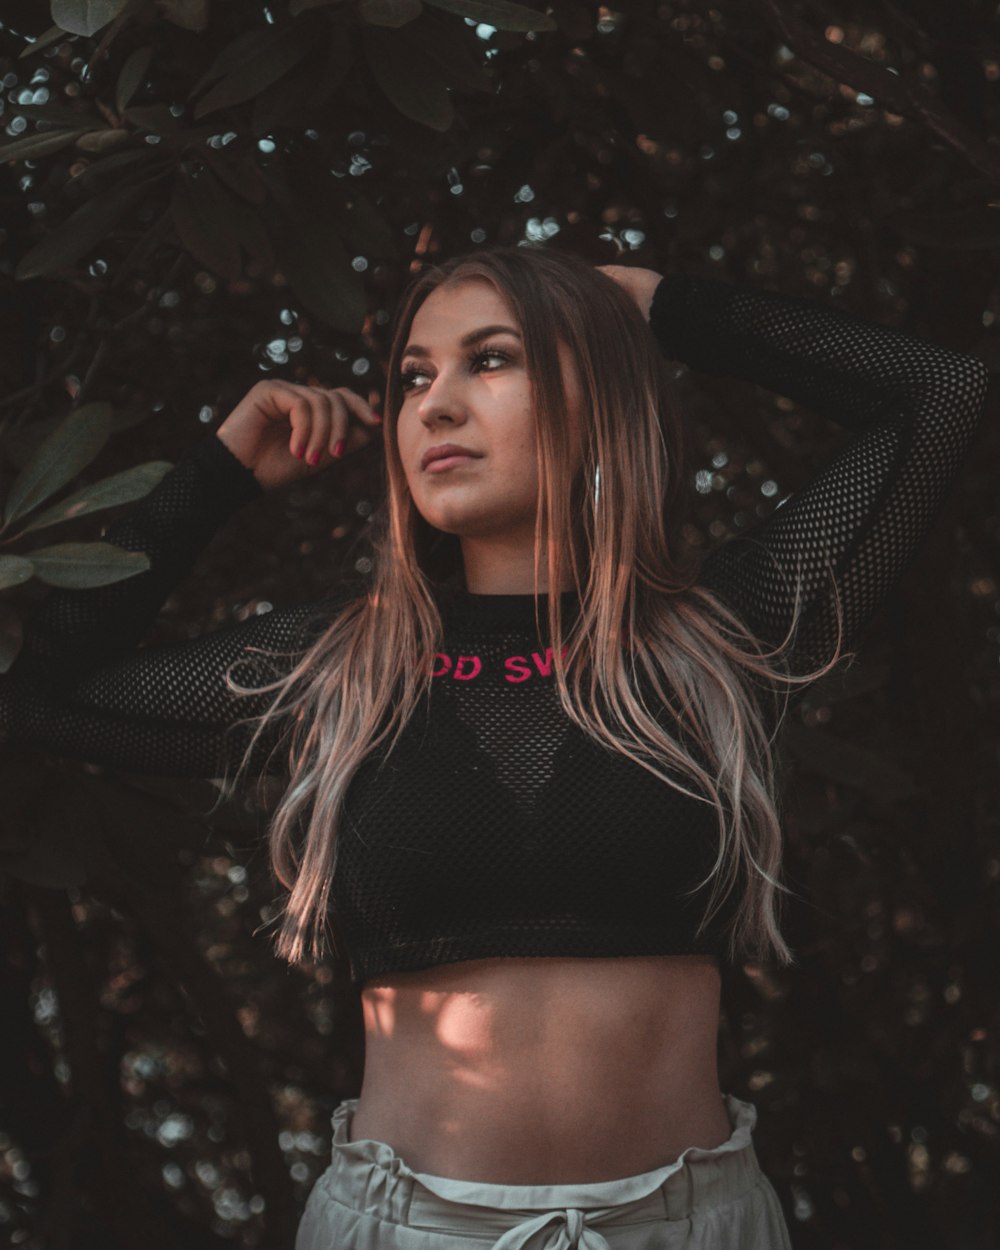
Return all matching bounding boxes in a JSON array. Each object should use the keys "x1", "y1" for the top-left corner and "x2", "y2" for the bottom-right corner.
[{"x1": 5, "y1": 245, "x2": 989, "y2": 1248}]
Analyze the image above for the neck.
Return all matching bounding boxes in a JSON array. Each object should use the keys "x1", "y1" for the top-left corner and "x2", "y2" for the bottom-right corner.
[{"x1": 459, "y1": 534, "x2": 577, "y2": 595}]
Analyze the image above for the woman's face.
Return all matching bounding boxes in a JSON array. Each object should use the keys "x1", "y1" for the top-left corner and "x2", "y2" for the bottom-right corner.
[{"x1": 395, "y1": 278, "x2": 584, "y2": 545}]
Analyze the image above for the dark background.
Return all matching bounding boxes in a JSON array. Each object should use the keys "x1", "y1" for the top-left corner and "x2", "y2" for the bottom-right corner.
[{"x1": 0, "y1": 1, "x2": 998, "y2": 1247}]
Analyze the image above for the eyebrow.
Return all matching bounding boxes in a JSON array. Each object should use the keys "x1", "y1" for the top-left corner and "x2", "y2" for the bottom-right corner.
[{"x1": 402, "y1": 324, "x2": 522, "y2": 358}]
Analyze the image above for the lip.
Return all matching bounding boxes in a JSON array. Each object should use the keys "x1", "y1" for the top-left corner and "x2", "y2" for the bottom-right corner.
[
  {"x1": 421, "y1": 444, "x2": 483, "y2": 471},
  {"x1": 426, "y1": 455, "x2": 478, "y2": 474}
]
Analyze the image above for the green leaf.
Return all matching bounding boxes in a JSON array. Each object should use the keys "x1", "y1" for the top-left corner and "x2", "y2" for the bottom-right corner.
[
  {"x1": 115, "y1": 44, "x2": 153, "y2": 114},
  {"x1": 14, "y1": 179, "x2": 145, "y2": 280},
  {"x1": 362, "y1": 25, "x2": 454, "y2": 131},
  {"x1": 171, "y1": 168, "x2": 242, "y2": 282},
  {"x1": 110, "y1": 406, "x2": 151, "y2": 433},
  {"x1": 0, "y1": 604, "x2": 23, "y2": 674},
  {"x1": 19, "y1": 461, "x2": 173, "y2": 535},
  {"x1": 4, "y1": 403, "x2": 113, "y2": 526},
  {"x1": 51, "y1": 0, "x2": 130, "y2": 38},
  {"x1": 0, "y1": 557, "x2": 35, "y2": 590},
  {"x1": 304, "y1": 31, "x2": 353, "y2": 110},
  {"x1": 193, "y1": 25, "x2": 314, "y2": 120},
  {"x1": 424, "y1": 0, "x2": 556, "y2": 31},
  {"x1": 74, "y1": 128, "x2": 134, "y2": 154},
  {"x1": 13, "y1": 102, "x2": 99, "y2": 127},
  {"x1": 163, "y1": 124, "x2": 231, "y2": 151},
  {"x1": 124, "y1": 103, "x2": 178, "y2": 134},
  {"x1": 3, "y1": 415, "x2": 65, "y2": 471},
  {"x1": 404, "y1": 10, "x2": 493, "y2": 94},
  {"x1": 333, "y1": 191, "x2": 398, "y2": 258},
  {"x1": 0, "y1": 128, "x2": 89, "y2": 163},
  {"x1": 216, "y1": 190, "x2": 275, "y2": 270},
  {"x1": 155, "y1": 0, "x2": 209, "y2": 31},
  {"x1": 188, "y1": 27, "x2": 270, "y2": 96},
  {"x1": 18, "y1": 25, "x2": 71, "y2": 60},
  {"x1": 248, "y1": 36, "x2": 350, "y2": 136},
  {"x1": 68, "y1": 147, "x2": 149, "y2": 187},
  {"x1": 250, "y1": 67, "x2": 319, "y2": 136},
  {"x1": 28, "y1": 542, "x2": 150, "y2": 588},
  {"x1": 265, "y1": 194, "x2": 366, "y2": 332},
  {"x1": 205, "y1": 154, "x2": 267, "y2": 204},
  {"x1": 360, "y1": 0, "x2": 423, "y2": 27}
]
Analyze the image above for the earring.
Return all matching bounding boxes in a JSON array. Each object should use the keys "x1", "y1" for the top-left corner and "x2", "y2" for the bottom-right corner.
[{"x1": 593, "y1": 464, "x2": 601, "y2": 507}]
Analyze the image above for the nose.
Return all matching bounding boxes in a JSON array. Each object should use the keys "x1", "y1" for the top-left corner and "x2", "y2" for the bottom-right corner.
[{"x1": 416, "y1": 370, "x2": 468, "y2": 429}]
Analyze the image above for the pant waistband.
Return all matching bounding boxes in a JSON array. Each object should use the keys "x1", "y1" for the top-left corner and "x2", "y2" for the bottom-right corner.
[{"x1": 321, "y1": 1094, "x2": 762, "y2": 1248}]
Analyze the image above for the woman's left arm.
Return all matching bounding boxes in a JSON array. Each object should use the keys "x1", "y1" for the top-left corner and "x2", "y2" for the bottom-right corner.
[{"x1": 605, "y1": 265, "x2": 991, "y2": 675}]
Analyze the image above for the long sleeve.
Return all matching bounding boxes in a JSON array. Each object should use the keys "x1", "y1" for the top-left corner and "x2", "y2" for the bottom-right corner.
[
  {"x1": 2, "y1": 432, "x2": 350, "y2": 777},
  {"x1": 649, "y1": 273, "x2": 991, "y2": 676}
]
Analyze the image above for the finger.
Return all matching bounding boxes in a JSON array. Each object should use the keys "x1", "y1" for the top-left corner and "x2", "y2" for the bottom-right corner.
[
  {"x1": 256, "y1": 381, "x2": 311, "y2": 459},
  {"x1": 323, "y1": 388, "x2": 371, "y2": 458},
  {"x1": 286, "y1": 396, "x2": 315, "y2": 460},
  {"x1": 258, "y1": 379, "x2": 308, "y2": 425},
  {"x1": 303, "y1": 396, "x2": 332, "y2": 465},
  {"x1": 333, "y1": 386, "x2": 383, "y2": 427},
  {"x1": 305, "y1": 387, "x2": 348, "y2": 460},
  {"x1": 299, "y1": 387, "x2": 382, "y2": 461},
  {"x1": 282, "y1": 384, "x2": 331, "y2": 461}
]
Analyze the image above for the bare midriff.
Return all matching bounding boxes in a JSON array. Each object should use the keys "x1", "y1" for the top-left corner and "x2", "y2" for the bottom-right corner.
[{"x1": 349, "y1": 954, "x2": 731, "y2": 1185}]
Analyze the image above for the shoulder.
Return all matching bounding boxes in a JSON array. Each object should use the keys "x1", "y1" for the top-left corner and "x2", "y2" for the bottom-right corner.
[
  {"x1": 296, "y1": 576, "x2": 370, "y2": 644},
  {"x1": 231, "y1": 578, "x2": 369, "y2": 655}
]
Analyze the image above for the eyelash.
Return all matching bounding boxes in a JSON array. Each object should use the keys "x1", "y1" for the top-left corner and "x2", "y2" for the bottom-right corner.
[{"x1": 398, "y1": 345, "x2": 511, "y2": 393}]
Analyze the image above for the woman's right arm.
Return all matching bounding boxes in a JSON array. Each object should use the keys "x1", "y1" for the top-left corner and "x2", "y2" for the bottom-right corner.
[
  {"x1": 1, "y1": 381, "x2": 380, "y2": 777},
  {"x1": 3, "y1": 591, "x2": 351, "y2": 777}
]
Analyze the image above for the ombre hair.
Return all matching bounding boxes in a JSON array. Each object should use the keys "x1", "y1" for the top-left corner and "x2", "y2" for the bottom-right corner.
[{"x1": 227, "y1": 244, "x2": 844, "y2": 968}]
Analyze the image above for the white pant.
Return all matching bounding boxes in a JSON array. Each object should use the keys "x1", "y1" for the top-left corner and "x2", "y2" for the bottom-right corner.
[{"x1": 295, "y1": 1094, "x2": 794, "y2": 1249}]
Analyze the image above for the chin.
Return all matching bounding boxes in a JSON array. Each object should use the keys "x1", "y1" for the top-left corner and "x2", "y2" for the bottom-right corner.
[{"x1": 417, "y1": 500, "x2": 493, "y2": 536}]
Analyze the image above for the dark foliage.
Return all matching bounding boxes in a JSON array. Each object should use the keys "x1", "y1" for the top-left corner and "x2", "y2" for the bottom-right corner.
[{"x1": 0, "y1": 2, "x2": 997, "y2": 1247}]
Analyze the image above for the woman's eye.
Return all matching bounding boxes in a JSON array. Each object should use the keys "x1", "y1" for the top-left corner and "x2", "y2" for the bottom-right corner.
[
  {"x1": 398, "y1": 348, "x2": 510, "y2": 393},
  {"x1": 399, "y1": 368, "x2": 425, "y2": 392}
]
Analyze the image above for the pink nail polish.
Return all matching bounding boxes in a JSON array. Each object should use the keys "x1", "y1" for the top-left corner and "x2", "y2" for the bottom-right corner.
[
  {"x1": 333, "y1": 439, "x2": 346, "y2": 458},
  {"x1": 308, "y1": 450, "x2": 321, "y2": 465}
]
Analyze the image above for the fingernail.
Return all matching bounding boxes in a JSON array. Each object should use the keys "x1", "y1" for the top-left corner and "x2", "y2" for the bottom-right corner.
[
  {"x1": 293, "y1": 445, "x2": 303, "y2": 459},
  {"x1": 372, "y1": 412, "x2": 383, "y2": 423},
  {"x1": 308, "y1": 450, "x2": 321, "y2": 465},
  {"x1": 333, "y1": 439, "x2": 346, "y2": 458}
]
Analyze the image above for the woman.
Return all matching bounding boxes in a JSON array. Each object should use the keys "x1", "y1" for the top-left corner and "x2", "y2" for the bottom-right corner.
[{"x1": 5, "y1": 245, "x2": 989, "y2": 1247}]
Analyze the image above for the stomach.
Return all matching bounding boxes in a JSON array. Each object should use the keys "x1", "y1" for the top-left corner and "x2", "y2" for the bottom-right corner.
[{"x1": 348, "y1": 953, "x2": 731, "y2": 1185}]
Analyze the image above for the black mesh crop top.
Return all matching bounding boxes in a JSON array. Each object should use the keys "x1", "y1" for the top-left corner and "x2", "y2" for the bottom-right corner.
[{"x1": 2, "y1": 273, "x2": 989, "y2": 983}]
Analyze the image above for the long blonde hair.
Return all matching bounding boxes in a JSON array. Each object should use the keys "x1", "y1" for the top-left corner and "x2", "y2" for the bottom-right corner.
[{"x1": 227, "y1": 245, "x2": 845, "y2": 967}]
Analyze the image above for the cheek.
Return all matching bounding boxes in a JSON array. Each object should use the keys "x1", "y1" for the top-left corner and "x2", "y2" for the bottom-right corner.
[{"x1": 500, "y1": 396, "x2": 539, "y2": 454}]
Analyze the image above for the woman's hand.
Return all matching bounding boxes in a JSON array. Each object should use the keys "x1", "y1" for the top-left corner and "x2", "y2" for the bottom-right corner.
[
  {"x1": 595, "y1": 264, "x2": 662, "y2": 323},
  {"x1": 215, "y1": 380, "x2": 382, "y2": 492}
]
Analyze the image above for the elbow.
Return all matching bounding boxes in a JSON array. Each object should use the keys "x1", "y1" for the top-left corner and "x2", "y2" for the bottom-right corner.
[
  {"x1": 950, "y1": 352, "x2": 991, "y2": 420},
  {"x1": 911, "y1": 351, "x2": 992, "y2": 427}
]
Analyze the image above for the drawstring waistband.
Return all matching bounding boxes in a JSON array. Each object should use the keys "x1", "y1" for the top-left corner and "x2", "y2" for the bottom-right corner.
[
  {"x1": 294, "y1": 1093, "x2": 795, "y2": 1249},
  {"x1": 319, "y1": 1095, "x2": 761, "y2": 1247},
  {"x1": 488, "y1": 1205, "x2": 618, "y2": 1248}
]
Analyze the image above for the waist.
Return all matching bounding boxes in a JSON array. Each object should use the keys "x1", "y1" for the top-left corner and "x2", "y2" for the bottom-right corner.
[{"x1": 353, "y1": 953, "x2": 728, "y2": 1184}]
